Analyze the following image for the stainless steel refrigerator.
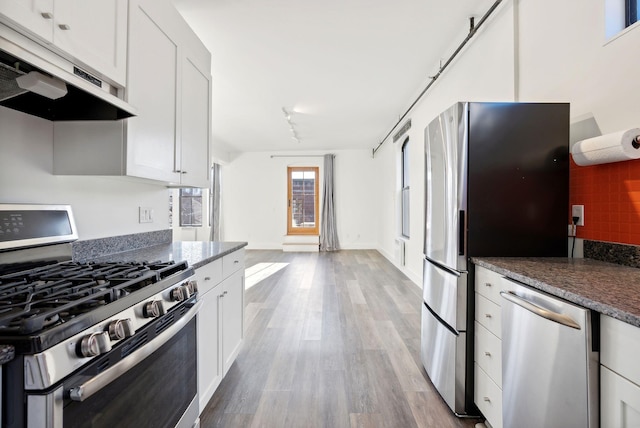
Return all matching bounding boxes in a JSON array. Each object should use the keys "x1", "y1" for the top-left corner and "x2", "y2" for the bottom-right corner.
[{"x1": 420, "y1": 102, "x2": 569, "y2": 415}]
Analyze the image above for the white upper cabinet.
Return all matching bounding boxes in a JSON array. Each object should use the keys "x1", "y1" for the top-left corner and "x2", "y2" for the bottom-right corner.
[
  {"x1": 52, "y1": 1, "x2": 127, "y2": 86},
  {"x1": 52, "y1": 0, "x2": 211, "y2": 187},
  {"x1": 0, "y1": 0, "x2": 53, "y2": 42},
  {"x1": 0, "y1": 0, "x2": 128, "y2": 86},
  {"x1": 178, "y1": 31, "x2": 212, "y2": 188},
  {"x1": 126, "y1": 0, "x2": 180, "y2": 183},
  {"x1": 126, "y1": 0, "x2": 211, "y2": 186}
]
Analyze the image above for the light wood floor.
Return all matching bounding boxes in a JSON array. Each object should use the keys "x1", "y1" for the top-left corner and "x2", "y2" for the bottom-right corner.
[{"x1": 200, "y1": 250, "x2": 479, "y2": 428}]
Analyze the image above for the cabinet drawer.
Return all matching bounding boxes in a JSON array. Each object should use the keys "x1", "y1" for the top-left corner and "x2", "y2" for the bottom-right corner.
[
  {"x1": 475, "y1": 363, "x2": 503, "y2": 428},
  {"x1": 601, "y1": 315, "x2": 640, "y2": 387},
  {"x1": 475, "y1": 321, "x2": 502, "y2": 388},
  {"x1": 222, "y1": 248, "x2": 245, "y2": 278},
  {"x1": 196, "y1": 258, "x2": 223, "y2": 295},
  {"x1": 476, "y1": 293, "x2": 502, "y2": 338},
  {"x1": 475, "y1": 266, "x2": 504, "y2": 304}
]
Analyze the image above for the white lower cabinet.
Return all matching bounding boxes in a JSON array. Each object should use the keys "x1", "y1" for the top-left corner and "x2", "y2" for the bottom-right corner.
[
  {"x1": 197, "y1": 279, "x2": 222, "y2": 411},
  {"x1": 474, "y1": 266, "x2": 504, "y2": 428},
  {"x1": 601, "y1": 314, "x2": 640, "y2": 428},
  {"x1": 221, "y1": 269, "x2": 244, "y2": 376},
  {"x1": 474, "y1": 268, "x2": 640, "y2": 428},
  {"x1": 475, "y1": 363, "x2": 502, "y2": 428},
  {"x1": 196, "y1": 249, "x2": 245, "y2": 414},
  {"x1": 601, "y1": 366, "x2": 640, "y2": 428}
]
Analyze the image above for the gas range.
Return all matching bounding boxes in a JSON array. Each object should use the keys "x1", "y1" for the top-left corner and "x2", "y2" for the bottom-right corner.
[
  {"x1": 0, "y1": 259, "x2": 193, "y2": 350},
  {"x1": 0, "y1": 204, "x2": 201, "y2": 428},
  {"x1": 0, "y1": 259, "x2": 196, "y2": 387}
]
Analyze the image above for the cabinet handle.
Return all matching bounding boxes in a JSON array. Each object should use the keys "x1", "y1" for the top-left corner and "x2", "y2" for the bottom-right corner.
[
  {"x1": 483, "y1": 397, "x2": 491, "y2": 402},
  {"x1": 204, "y1": 277, "x2": 211, "y2": 281},
  {"x1": 181, "y1": 171, "x2": 187, "y2": 174},
  {"x1": 223, "y1": 291, "x2": 228, "y2": 295},
  {"x1": 233, "y1": 260, "x2": 239, "y2": 264},
  {"x1": 485, "y1": 282, "x2": 492, "y2": 287},
  {"x1": 484, "y1": 351, "x2": 491, "y2": 357},
  {"x1": 173, "y1": 170, "x2": 182, "y2": 173},
  {"x1": 58, "y1": 23, "x2": 71, "y2": 30},
  {"x1": 485, "y1": 313, "x2": 492, "y2": 318},
  {"x1": 41, "y1": 12, "x2": 53, "y2": 19}
]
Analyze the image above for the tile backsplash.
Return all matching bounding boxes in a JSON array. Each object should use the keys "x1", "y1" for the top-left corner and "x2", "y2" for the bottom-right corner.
[{"x1": 570, "y1": 156, "x2": 640, "y2": 245}]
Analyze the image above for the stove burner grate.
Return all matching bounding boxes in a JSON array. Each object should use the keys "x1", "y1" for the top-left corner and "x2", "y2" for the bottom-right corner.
[{"x1": 0, "y1": 260, "x2": 187, "y2": 335}]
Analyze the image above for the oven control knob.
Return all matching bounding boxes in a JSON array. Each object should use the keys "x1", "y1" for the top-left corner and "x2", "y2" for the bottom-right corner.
[
  {"x1": 170, "y1": 285, "x2": 191, "y2": 302},
  {"x1": 77, "y1": 332, "x2": 112, "y2": 358},
  {"x1": 143, "y1": 300, "x2": 165, "y2": 318},
  {"x1": 186, "y1": 280, "x2": 198, "y2": 294},
  {"x1": 107, "y1": 319, "x2": 134, "y2": 340}
]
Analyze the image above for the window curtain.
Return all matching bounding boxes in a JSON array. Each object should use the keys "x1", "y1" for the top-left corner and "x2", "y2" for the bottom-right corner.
[
  {"x1": 320, "y1": 154, "x2": 339, "y2": 251},
  {"x1": 210, "y1": 163, "x2": 222, "y2": 241}
]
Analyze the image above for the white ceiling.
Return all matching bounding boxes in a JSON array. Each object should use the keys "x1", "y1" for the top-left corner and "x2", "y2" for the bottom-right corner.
[{"x1": 171, "y1": 0, "x2": 496, "y2": 153}]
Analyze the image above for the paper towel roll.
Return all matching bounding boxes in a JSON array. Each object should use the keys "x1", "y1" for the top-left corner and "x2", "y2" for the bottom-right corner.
[{"x1": 571, "y1": 128, "x2": 640, "y2": 166}]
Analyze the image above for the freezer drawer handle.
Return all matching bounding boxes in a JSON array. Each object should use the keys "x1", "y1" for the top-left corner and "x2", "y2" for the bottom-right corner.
[{"x1": 500, "y1": 291, "x2": 581, "y2": 330}]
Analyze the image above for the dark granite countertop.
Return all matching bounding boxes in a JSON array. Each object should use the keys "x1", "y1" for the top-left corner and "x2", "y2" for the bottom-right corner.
[
  {"x1": 89, "y1": 241, "x2": 247, "y2": 270},
  {"x1": 472, "y1": 257, "x2": 640, "y2": 327},
  {"x1": 0, "y1": 345, "x2": 15, "y2": 365}
]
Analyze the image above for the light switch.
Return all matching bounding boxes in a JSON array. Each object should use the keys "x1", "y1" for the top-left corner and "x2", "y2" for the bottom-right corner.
[{"x1": 139, "y1": 207, "x2": 153, "y2": 223}]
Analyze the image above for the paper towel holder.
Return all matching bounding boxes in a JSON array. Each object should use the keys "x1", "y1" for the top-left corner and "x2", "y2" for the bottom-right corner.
[{"x1": 571, "y1": 128, "x2": 640, "y2": 166}]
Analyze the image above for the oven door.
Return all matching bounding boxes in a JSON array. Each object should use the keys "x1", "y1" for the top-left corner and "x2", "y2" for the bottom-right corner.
[{"x1": 24, "y1": 301, "x2": 200, "y2": 428}]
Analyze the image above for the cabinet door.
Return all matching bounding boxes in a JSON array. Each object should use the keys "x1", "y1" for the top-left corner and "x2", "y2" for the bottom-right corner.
[
  {"x1": 178, "y1": 55, "x2": 210, "y2": 187},
  {"x1": 126, "y1": 0, "x2": 180, "y2": 183},
  {"x1": 197, "y1": 285, "x2": 222, "y2": 413},
  {"x1": 0, "y1": 0, "x2": 53, "y2": 42},
  {"x1": 52, "y1": 0, "x2": 127, "y2": 85},
  {"x1": 222, "y1": 269, "x2": 244, "y2": 375},
  {"x1": 601, "y1": 366, "x2": 640, "y2": 428}
]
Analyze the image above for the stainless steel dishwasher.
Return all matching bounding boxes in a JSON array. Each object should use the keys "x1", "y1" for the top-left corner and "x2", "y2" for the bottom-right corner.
[{"x1": 500, "y1": 280, "x2": 598, "y2": 428}]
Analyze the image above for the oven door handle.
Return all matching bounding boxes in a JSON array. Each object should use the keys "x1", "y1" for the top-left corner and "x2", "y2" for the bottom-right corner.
[{"x1": 69, "y1": 300, "x2": 202, "y2": 402}]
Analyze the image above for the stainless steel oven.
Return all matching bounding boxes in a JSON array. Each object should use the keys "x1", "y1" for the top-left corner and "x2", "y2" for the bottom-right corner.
[{"x1": 0, "y1": 204, "x2": 201, "y2": 428}]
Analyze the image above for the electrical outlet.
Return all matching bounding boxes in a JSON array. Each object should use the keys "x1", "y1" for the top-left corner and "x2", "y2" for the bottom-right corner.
[
  {"x1": 139, "y1": 207, "x2": 153, "y2": 223},
  {"x1": 572, "y1": 205, "x2": 584, "y2": 226}
]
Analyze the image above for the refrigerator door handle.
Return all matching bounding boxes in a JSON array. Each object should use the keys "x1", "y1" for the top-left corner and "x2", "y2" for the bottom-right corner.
[
  {"x1": 500, "y1": 291, "x2": 581, "y2": 329},
  {"x1": 458, "y1": 210, "x2": 465, "y2": 256},
  {"x1": 424, "y1": 256, "x2": 462, "y2": 277}
]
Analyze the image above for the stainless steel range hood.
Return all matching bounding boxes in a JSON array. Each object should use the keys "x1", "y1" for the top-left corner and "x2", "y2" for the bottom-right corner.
[{"x1": 0, "y1": 36, "x2": 136, "y2": 121}]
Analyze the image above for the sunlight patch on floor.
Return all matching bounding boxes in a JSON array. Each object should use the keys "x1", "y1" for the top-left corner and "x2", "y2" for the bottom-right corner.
[{"x1": 245, "y1": 262, "x2": 289, "y2": 289}]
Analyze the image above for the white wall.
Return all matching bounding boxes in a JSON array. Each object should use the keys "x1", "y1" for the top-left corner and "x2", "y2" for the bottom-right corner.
[
  {"x1": 0, "y1": 107, "x2": 171, "y2": 240},
  {"x1": 221, "y1": 150, "x2": 379, "y2": 249},
  {"x1": 375, "y1": 2, "x2": 516, "y2": 285},
  {"x1": 517, "y1": 0, "x2": 640, "y2": 132},
  {"x1": 376, "y1": 0, "x2": 640, "y2": 287},
  {"x1": 3, "y1": 0, "x2": 637, "y2": 280}
]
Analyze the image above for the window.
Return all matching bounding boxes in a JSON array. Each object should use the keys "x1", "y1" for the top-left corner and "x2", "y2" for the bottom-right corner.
[
  {"x1": 179, "y1": 188, "x2": 203, "y2": 227},
  {"x1": 401, "y1": 138, "x2": 410, "y2": 238},
  {"x1": 627, "y1": 0, "x2": 639, "y2": 27},
  {"x1": 287, "y1": 167, "x2": 319, "y2": 235},
  {"x1": 606, "y1": 0, "x2": 639, "y2": 38}
]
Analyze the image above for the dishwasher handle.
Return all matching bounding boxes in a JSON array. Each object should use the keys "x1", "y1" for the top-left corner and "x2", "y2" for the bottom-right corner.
[{"x1": 500, "y1": 291, "x2": 581, "y2": 330}]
